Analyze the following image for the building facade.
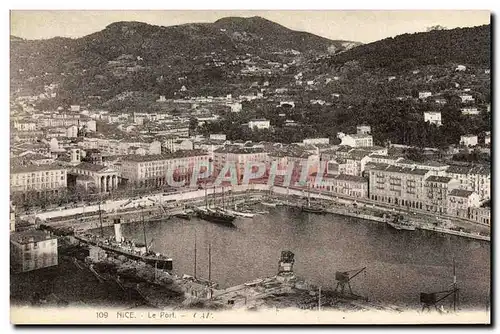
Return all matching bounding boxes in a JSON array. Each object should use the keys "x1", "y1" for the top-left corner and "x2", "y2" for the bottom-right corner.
[
  {"x1": 10, "y1": 230, "x2": 58, "y2": 273},
  {"x1": 10, "y1": 164, "x2": 68, "y2": 198}
]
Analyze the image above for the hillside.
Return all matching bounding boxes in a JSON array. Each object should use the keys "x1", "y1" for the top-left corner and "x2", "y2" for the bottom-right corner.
[
  {"x1": 10, "y1": 17, "x2": 359, "y2": 82},
  {"x1": 327, "y1": 25, "x2": 490, "y2": 71}
]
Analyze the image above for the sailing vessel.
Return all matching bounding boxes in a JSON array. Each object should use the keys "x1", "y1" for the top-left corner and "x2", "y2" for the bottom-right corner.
[
  {"x1": 194, "y1": 187, "x2": 236, "y2": 227},
  {"x1": 301, "y1": 185, "x2": 326, "y2": 214},
  {"x1": 386, "y1": 215, "x2": 416, "y2": 231}
]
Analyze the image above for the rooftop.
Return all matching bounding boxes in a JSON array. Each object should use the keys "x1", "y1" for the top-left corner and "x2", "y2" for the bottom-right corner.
[
  {"x1": 426, "y1": 175, "x2": 453, "y2": 183},
  {"x1": 121, "y1": 149, "x2": 208, "y2": 162},
  {"x1": 214, "y1": 146, "x2": 265, "y2": 154},
  {"x1": 449, "y1": 189, "x2": 475, "y2": 198},
  {"x1": 11, "y1": 164, "x2": 66, "y2": 174},
  {"x1": 74, "y1": 162, "x2": 108, "y2": 172},
  {"x1": 11, "y1": 230, "x2": 56, "y2": 244}
]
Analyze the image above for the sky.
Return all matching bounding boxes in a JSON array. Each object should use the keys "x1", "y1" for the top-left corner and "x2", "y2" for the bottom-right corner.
[{"x1": 10, "y1": 10, "x2": 490, "y2": 43}]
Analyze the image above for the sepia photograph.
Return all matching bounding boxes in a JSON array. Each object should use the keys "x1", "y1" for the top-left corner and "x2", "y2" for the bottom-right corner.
[{"x1": 8, "y1": 9, "x2": 491, "y2": 325}]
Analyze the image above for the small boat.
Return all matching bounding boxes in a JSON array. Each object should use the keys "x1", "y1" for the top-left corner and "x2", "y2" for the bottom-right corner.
[
  {"x1": 261, "y1": 202, "x2": 277, "y2": 208},
  {"x1": 387, "y1": 215, "x2": 416, "y2": 231}
]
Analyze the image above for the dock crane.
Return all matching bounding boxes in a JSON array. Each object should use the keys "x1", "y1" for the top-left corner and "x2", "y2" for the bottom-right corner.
[
  {"x1": 334, "y1": 267, "x2": 367, "y2": 298},
  {"x1": 420, "y1": 258, "x2": 460, "y2": 312}
]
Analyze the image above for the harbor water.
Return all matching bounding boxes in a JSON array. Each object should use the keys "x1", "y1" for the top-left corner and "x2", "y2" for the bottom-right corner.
[{"x1": 97, "y1": 206, "x2": 490, "y2": 310}]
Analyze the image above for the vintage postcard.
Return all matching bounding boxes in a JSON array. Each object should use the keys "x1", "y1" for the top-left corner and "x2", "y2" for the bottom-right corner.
[{"x1": 9, "y1": 10, "x2": 491, "y2": 325}]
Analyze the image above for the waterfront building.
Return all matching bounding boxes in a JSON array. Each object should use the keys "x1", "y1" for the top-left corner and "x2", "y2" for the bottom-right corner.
[
  {"x1": 468, "y1": 207, "x2": 491, "y2": 225},
  {"x1": 447, "y1": 189, "x2": 480, "y2": 219},
  {"x1": 446, "y1": 165, "x2": 490, "y2": 201},
  {"x1": 71, "y1": 162, "x2": 121, "y2": 192},
  {"x1": 310, "y1": 173, "x2": 368, "y2": 199},
  {"x1": 10, "y1": 202, "x2": 16, "y2": 232},
  {"x1": 368, "y1": 165, "x2": 431, "y2": 210},
  {"x1": 119, "y1": 150, "x2": 210, "y2": 187},
  {"x1": 423, "y1": 175, "x2": 459, "y2": 214},
  {"x1": 10, "y1": 230, "x2": 58, "y2": 273},
  {"x1": 10, "y1": 164, "x2": 68, "y2": 199},
  {"x1": 214, "y1": 146, "x2": 268, "y2": 182}
]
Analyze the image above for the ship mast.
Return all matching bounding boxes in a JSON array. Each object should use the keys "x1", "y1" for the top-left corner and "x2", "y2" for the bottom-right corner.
[
  {"x1": 194, "y1": 231, "x2": 197, "y2": 279},
  {"x1": 222, "y1": 186, "x2": 225, "y2": 210},
  {"x1": 205, "y1": 187, "x2": 208, "y2": 209},
  {"x1": 141, "y1": 208, "x2": 147, "y2": 252},
  {"x1": 453, "y1": 257, "x2": 457, "y2": 311},
  {"x1": 98, "y1": 197, "x2": 104, "y2": 237},
  {"x1": 208, "y1": 242, "x2": 212, "y2": 299}
]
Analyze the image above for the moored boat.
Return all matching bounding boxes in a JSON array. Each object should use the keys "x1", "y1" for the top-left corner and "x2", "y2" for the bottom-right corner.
[{"x1": 387, "y1": 215, "x2": 416, "y2": 231}]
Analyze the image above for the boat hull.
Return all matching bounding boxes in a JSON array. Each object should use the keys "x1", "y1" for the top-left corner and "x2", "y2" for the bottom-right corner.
[
  {"x1": 75, "y1": 235, "x2": 173, "y2": 271},
  {"x1": 301, "y1": 206, "x2": 326, "y2": 214},
  {"x1": 387, "y1": 222, "x2": 416, "y2": 231},
  {"x1": 195, "y1": 208, "x2": 236, "y2": 227}
]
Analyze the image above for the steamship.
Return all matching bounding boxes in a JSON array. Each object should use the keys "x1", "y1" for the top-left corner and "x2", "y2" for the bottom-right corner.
[{"x1": 75, "y1": 217, "x2": 173, "y2": 271}]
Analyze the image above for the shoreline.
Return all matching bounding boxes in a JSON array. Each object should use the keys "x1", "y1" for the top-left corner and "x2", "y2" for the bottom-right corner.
[{"x1": 27, "y1": 185, "x2": 489, "y2": 242}]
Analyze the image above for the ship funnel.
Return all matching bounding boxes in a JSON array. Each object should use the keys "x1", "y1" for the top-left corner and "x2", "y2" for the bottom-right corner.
[{"x1": 113, "y1": 218, "x2": 122, "y2": 243}]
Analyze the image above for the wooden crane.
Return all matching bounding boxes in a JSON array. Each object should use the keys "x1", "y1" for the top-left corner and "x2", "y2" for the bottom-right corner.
[
  {"x1": 420, "y1": 258, "x2": 460, "y2": 312},
  {"x1": 334, "y1": 267, "x2": 366, "y2": 298}
]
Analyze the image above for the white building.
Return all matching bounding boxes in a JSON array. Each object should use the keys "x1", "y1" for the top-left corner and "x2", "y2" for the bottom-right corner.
[
  {"x1": 248, "y1": 119, "x2": 271, "y2": 130},
  {"x1": 460, "y1": 134, "x2": 478, "y2": 147},
  {"x1": 209, "y1": 134, "x2": 227, "y2": 141},
  {"x1": 459, "y1": 94, "x2": 475, "y2": 103},
  {"x1": 461, "y1": 107, "x2": 480, "y2": 115},
  {"x1": 337, "y1": 132, "x2": 373, "y2": 148},
  {"x1": 356, "y1": 125, "x2": 371, "y2": 135},
  {"x1": 10, "y1": 230, "x2": 58, "y2": 273},
  {"x1": 419, "y1": 92, "x2": 432, "y2": 99},
  {"x1": 229, "y1": 102, "x2": 242, "y2": 113},
  {"x1": 424, "y1": 111, "x2": 442, "y2": 126},
  {"x1": 302, "y1": 138, "x2": 330, "y2": 145},
  {"x1": 485, "y1": 132, "x2": 491, "y2": 145},
  {"x1": 70, "y1": 105, "x2": 81, "y2": 112},
  {"x1": 66, "y1": 125, "x2": 79, "y2": 138},
  {"x1": 455, "y1": 65, "x2": 466, "y2": 72}
]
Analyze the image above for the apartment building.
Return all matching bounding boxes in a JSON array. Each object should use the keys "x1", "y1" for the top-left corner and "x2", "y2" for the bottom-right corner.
[
  {"x1": 446, "y1": 165, "x2": 490, "y2": 201},
  {"x1": 368, "y1": 165, "x2": 431, "y2": 210},
  {"x1": 447, "y1": 189, "x2": 480, "y2": 219},
  {"x1": 10, "y1": 164, "x2": 67, "y2": 198},
  {"x1": 310, "y1": 173, "x2": 368, "y2": 199},
  {"x1": 119, "y1": 150, "x2": 210, "y2": 187},
  {"x1": 214, "y1": 146, "x2": 269, "y2": 182},
  {"x1": 423, "y1": 176, "x2": 459, "y2": 214}
]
